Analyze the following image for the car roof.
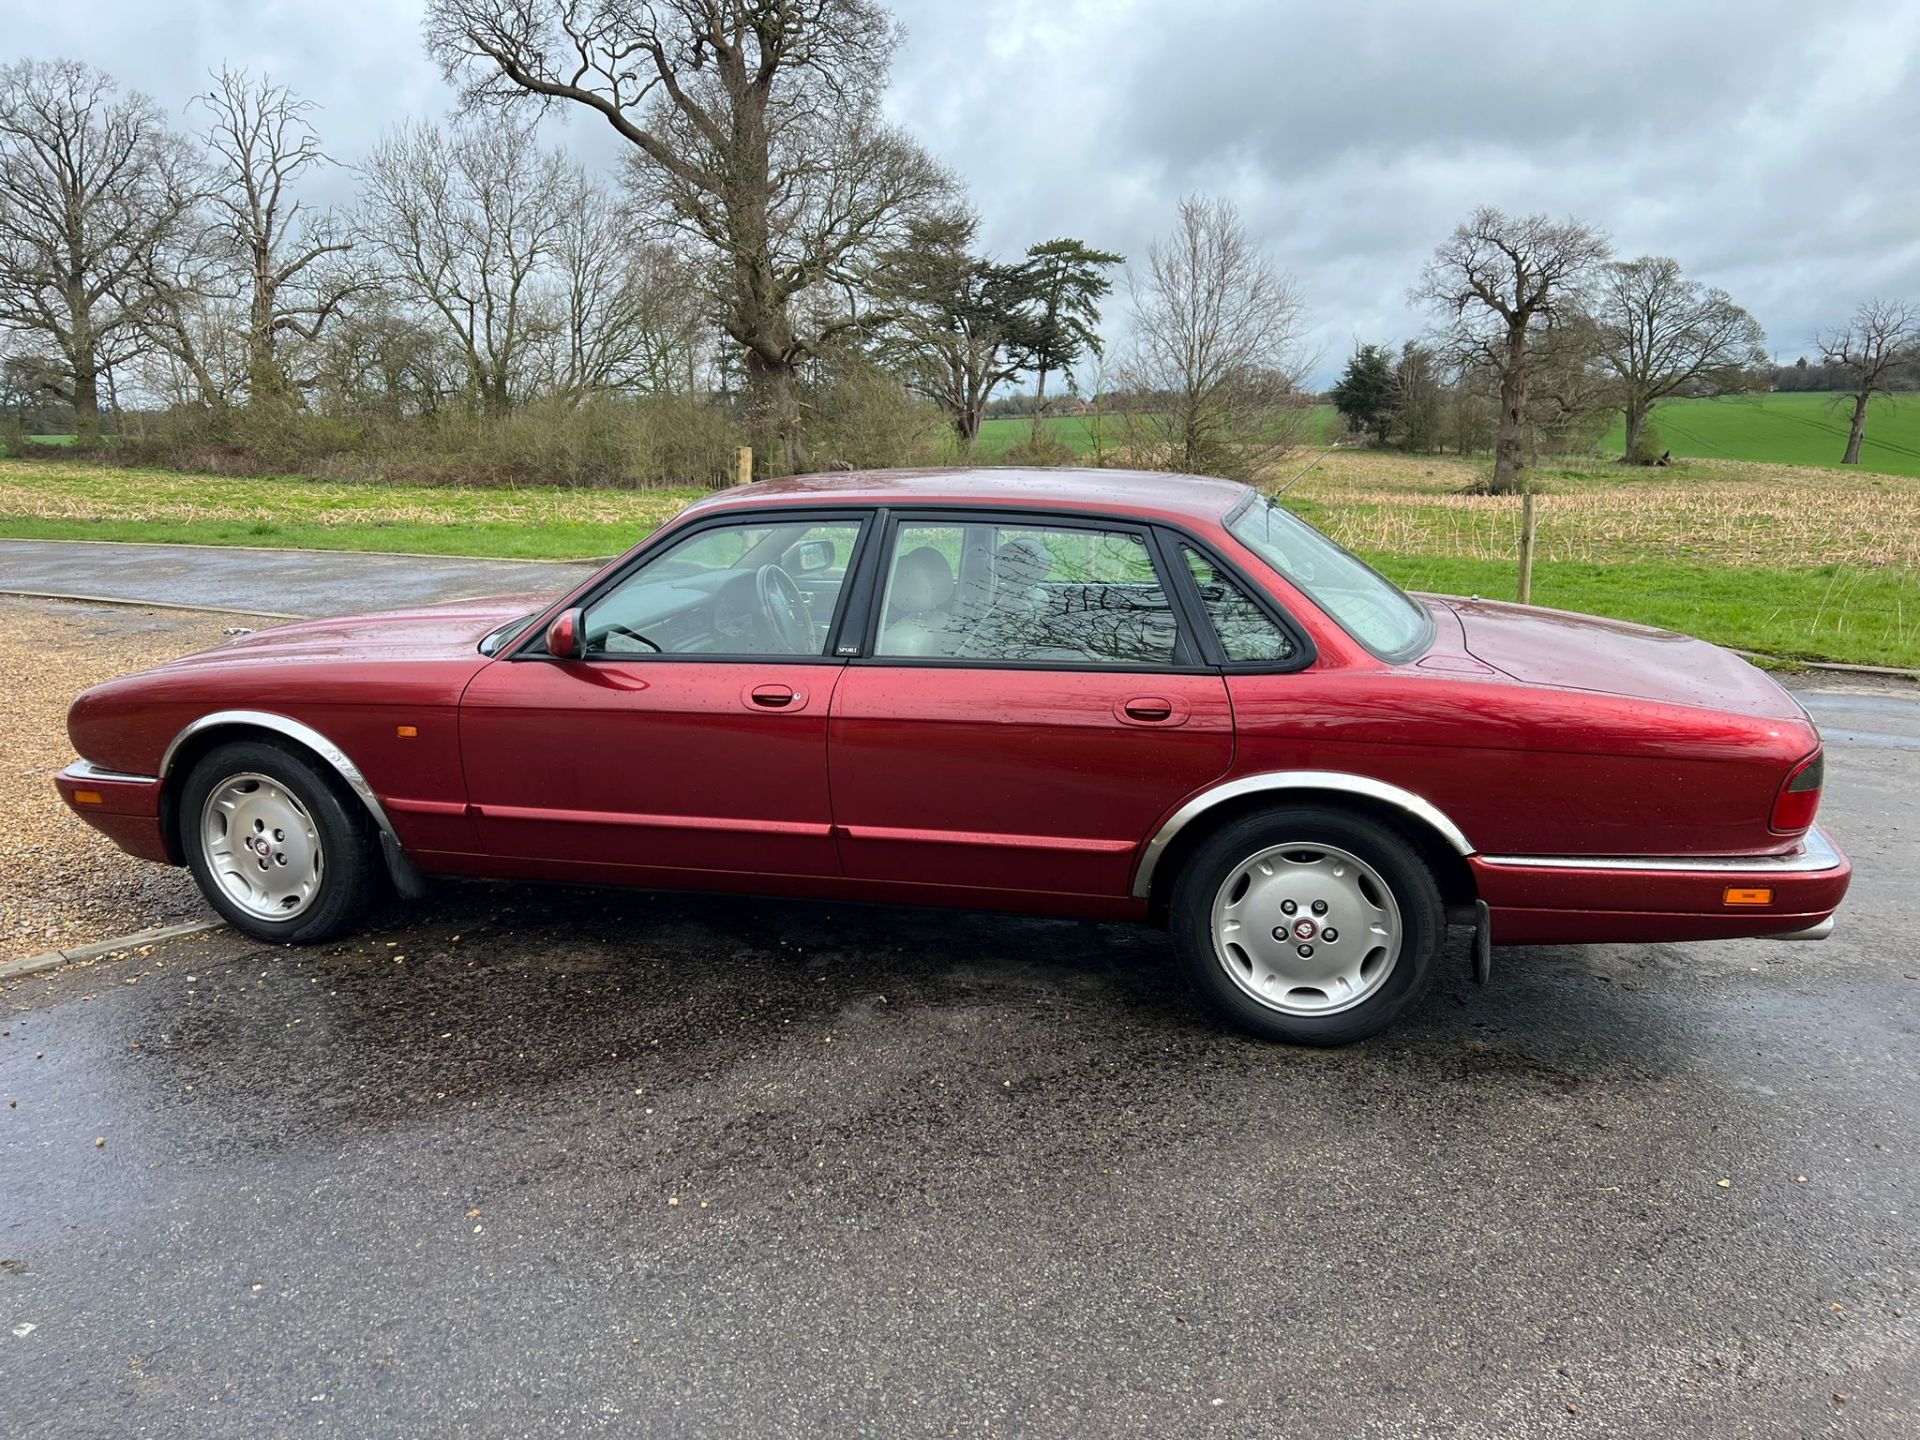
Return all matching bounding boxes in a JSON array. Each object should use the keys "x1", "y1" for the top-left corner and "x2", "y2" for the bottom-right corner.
[{"x1": 685, "y1": 467, "x2": 1253, "y2": 526}]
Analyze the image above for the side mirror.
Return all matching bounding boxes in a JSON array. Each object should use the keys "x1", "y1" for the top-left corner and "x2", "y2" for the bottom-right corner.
[
  {"x1": 544, "y1": 607, "x2": 584, "y2": 659},
  {"x1": 788, "y1": 538, "x2": 834, "y2": 574}
]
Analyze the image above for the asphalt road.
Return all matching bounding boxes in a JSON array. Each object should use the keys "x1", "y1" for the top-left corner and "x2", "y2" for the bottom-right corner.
[
  {"x1": 0, "y1": 539, "x2": 598, "y2": 617},
  {"x1": 2, "y1": 687, "x2": 1916, "y2": 1437}
]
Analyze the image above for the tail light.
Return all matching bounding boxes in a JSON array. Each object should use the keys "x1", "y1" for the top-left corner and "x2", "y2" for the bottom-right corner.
[{"x1": 1769, "y1": 751, "x2": 1824, "y2": 834}]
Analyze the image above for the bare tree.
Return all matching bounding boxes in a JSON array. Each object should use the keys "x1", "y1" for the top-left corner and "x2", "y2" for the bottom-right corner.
[
  {"x1": 424, "y1": 0, "x2": 955, "y2": 473},
  {"x1": 550, "y1": 183, "x2": 708, "y2": 399},
  {"x1": 0, "y1": 59, "x2": 201, "y2": 439},
  {"x1": 1816, "y1": 298, "x2": 1920, "y2": 465},
  {"x1": 1590, "y1": 256, "x2": 1767, "y2": 458},
  {"x1": 192, "y1": 67, "x2": 357, "y2": 405},
  {"x1": 313, "y1": 291, "x2": 455, "y2": 418},
  {"x1": 357, "y1": 119, "x2": 573, "y2": 416},
  {"x1": 1119, "y1": 195, "x2": 1309, "y2": 482},
  {"x1": 132, "y1": 254, "x2": 247, "y2": 408},
  {"x1": 1389, "y1": 340, "x2": 1444, "y2": 452},
  {"x1": 1414, "y1": 207, "x2": 1611, "y2": 493}
]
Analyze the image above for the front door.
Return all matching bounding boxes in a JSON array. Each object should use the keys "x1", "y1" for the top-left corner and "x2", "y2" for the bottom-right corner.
[
  {"x1": 828, "y1": 515, "x2": 1234, "y2": 900},
  {"x1": 459, "y1": 513, "x2": 870, "y2": 883}
]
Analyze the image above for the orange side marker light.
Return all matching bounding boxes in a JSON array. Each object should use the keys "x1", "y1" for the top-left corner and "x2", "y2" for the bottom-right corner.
[
  {"x1": 72, "y1": 789, "x2": 105, "y2": 806},
  {"x1": 396, "y1": 725, "x2": 418, "y2": 739},
  {"x1": 1724, "y1": 887, "x2": 1773, "y2": 906}
]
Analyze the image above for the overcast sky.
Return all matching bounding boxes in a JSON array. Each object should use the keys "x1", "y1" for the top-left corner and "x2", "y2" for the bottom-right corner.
[{"x1": 7, "y1": 0, "x2": 1918, "y2": 385}]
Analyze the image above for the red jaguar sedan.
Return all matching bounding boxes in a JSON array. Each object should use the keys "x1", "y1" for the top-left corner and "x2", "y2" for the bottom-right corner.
[{"x1": 55, "y1": 468, "x2": 1848, "y2": 1044}]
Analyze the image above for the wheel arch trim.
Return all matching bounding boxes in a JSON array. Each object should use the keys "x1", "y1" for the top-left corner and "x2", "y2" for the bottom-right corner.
[
  {"x1": 1130, "y1": 770, "x2": 1475, "y2": 899},
  {"x1": 159, "y1": 710, "x2": 402, "y2": 847}
]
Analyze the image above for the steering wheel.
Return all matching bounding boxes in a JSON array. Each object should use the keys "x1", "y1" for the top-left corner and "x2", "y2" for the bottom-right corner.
[{"x1": 755, "y1": 564, "x2": 816, "y2": 654}]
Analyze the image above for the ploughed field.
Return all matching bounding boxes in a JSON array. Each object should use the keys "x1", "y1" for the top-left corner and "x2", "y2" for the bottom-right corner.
[{"x1": 1, "y1": 443, "x2": 1915, "y2": 669}]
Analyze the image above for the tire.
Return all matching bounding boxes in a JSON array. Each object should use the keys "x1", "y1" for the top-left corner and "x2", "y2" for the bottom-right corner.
[
  {"x1": 1168, "y1": 806, "x2": 1446, "y2": 1045},
  {"x1": 179, "y1": 739, "x2": 382, "y2": 944}
]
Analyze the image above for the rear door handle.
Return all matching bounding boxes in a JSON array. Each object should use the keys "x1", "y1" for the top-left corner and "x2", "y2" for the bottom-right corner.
[
  {"x1": 744, "y1": 683, "x2": 807, "y2": 711},
  {"x1": 1117, "y1": 696, "x2": 1187, "y2": 726}
]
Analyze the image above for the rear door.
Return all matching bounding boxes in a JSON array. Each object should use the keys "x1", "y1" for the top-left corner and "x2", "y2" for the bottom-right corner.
[{"x1": 827, "y1": 512, "x2": 1235, "y2": 900}]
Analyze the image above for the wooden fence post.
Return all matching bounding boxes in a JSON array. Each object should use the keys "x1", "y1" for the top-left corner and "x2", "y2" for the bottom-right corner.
[
  {"x1": 1517, "y1": 490, "x2": 1537, "y2": 606},
  {"x1": 737, "y1": 446, "x2": 754, "y2": 485}
]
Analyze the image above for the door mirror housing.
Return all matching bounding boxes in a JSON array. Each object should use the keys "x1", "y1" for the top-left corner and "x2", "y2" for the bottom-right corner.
[
  {"x1": 545, "y1": 608, "x2": 584, "y2": 659},
  {"x1": 787, "y1": 538, "x2": 835, "y2": 574}
]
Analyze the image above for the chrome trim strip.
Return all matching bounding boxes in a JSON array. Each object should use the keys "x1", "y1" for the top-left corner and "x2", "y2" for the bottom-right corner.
[
  {"x1": 1477, "y1": 826, "x2": 1842, "y2": 875},
  {"x1": 1130, "y1": 770, "x2": 1475, "y2": 900},
  {"x1": 158, "y1": 710, "x2": 402, "y2": 846},
  {"x1": 62, "y1": 759, "x2": 159, "y2": 786},
  {"x1": 1769, "y1": 917, "x2": 1834, "y2": 941}
]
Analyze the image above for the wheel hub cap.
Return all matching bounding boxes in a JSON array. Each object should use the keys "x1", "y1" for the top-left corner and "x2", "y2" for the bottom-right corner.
[
  {"x1": 1209, "y1": 842, "x2": 1402, "y2": 1017},
  {"x1": 200, "y1": 773, "x2": 324, "y2": 921}
]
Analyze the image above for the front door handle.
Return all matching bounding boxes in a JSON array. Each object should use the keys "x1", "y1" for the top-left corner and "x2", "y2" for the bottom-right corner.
[
  {"x1": 1117, "y1": 695, "x2": 1187, "y2": 726},
  {"x1": 745, "y1": 683, "x2": 807, "y2": 711}
]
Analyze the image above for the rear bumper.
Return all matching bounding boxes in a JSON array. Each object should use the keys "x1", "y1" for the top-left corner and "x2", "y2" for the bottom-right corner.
[
  {"x1": 54, "y1": 760, "x2": 173, "y2": 864},
  {"x1": 1471, "y1": 825, "x2": 1850, "y2": 945},
  {"x1": 1768, "y1": 916, "x2": 1834, "y2": 941}
]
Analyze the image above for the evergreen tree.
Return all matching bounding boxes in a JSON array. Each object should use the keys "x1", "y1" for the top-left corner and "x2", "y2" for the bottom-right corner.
[
  {"x1": 1330, "y1": 343, "x2": 1396, "y2": 444},
  {"x1": 1014, "y1": 238, "x2": 1123, "y2": 438}
]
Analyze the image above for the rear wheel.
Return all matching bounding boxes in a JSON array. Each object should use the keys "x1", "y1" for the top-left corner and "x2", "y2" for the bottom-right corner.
[
  {"x1": 1169, "y1": 806, "x2": 1446, "y2": 1045},
  {"x1": 180, "y1": 739, "x2": 380, "y2": 944}
]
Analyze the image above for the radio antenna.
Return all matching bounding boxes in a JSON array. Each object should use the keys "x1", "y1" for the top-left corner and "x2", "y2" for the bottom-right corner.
[{"x1": 1274, "y1": 440, "x2": 1343, "y2": 497}]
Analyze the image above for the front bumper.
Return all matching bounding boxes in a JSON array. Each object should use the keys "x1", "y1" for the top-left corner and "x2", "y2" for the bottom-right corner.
[
  {"x1": 54, "y1": 759, "x2": 173, "y2": 864},
  {"x1": 1469, "y1": 825, "x2": 1850, "y2": 946}
]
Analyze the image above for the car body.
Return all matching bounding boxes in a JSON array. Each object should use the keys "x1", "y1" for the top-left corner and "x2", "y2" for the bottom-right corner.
[{"x1": 55, "y1": 468, "x2": 1849, "y2": 1043}]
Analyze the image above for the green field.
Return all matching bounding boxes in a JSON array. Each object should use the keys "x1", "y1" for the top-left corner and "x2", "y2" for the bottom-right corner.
[
  {"x1": 969, "y1": 392, "x2": 1920, "y2": 477},
  {"x1": 0, "y1": 461, "x2": 701, "y2": 559},
  {"x1": 1603, "y1": 392, "x2": 1920, "y2": 476}
]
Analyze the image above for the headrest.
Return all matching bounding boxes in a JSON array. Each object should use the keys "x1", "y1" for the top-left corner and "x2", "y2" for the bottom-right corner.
[
  {"x1": 995, "y1": 536, "x2": 1053, "y2": 588},
  {"x1": 889, "y1": 545, "x2": 955, "y2": 613}
]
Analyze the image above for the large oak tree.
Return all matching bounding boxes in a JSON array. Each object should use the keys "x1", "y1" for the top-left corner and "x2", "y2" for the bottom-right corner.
[
  {"x1": 1415, "y1": 208, "x2": 1610, "y2": 494},
  {"x1": 1816, "y1": 298, "x2": 1920, "y2": 465},
  {"x1": 0, "y1": 59, "x2": 200, "y2": 439},
  {"x1": 1590, "y1": 256, "x2": 1766, "y2": 459},
  {"x1": 425, "y1": 0, "x2": 953, "y2": 474}
]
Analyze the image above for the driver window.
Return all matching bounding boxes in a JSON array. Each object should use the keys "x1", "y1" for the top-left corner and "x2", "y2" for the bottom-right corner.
[{"x1": 581, "y1": 519, "x2": 863, "y2": 658}]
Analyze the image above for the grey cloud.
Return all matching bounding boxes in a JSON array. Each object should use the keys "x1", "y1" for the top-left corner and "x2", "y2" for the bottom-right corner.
[{"x1": 4, "y1": 0, "x2": 1917, "y2": 379}]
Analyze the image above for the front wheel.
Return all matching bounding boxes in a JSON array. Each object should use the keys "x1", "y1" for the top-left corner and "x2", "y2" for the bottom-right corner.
[
  {"x1": 1169, "y1": 807, "x2": 1446, "y2": 1045},
  {"x1": 180, "y1": 739, "x2": 381, "y2": 944}
]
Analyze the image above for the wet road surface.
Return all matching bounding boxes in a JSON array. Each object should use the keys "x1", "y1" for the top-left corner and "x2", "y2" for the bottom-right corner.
[
  {"x1": 0, "y1": 539, "x2": 597, "y2": 618},
  {"x1": 2, "y1": 683, "x2": 1915, "y2": 1438}
]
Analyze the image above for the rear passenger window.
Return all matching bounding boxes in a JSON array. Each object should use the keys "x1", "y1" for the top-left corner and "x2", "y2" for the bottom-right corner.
[
  {"x1": 1181, "y1": 547, "x2": 1296, "y2": 664},
  {"x1": 877, "y1": 521, "x2": 1179, "y2": 666}
]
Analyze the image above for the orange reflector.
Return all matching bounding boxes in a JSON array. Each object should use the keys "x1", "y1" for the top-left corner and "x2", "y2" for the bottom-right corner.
[
  {"x1": 395, "y1": 725, "x2": 418, "y2": 738},
  {"x1": 1724, "y1": 887, "x2": 1773, "y2": 906},
  {"x1": 72, "y1": 789, "x2": 104, "y2": 806}
]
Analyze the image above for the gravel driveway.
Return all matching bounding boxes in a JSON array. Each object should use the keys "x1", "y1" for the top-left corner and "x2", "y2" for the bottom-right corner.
[{"x1": 0, "y1": 598, "x2": 240, "y2": 955}]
